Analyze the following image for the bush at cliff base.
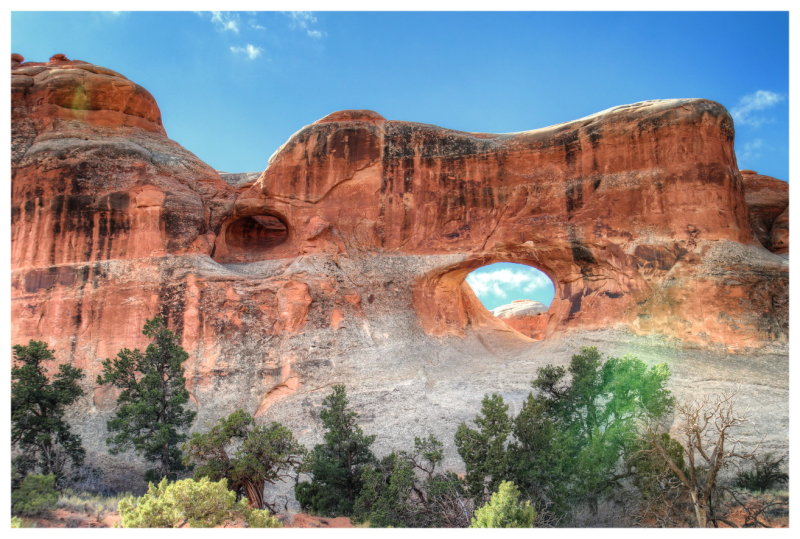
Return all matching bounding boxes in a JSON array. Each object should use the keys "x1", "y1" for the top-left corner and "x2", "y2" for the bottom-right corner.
[
  {"x1": 470, "y1": 481, "x2": 536, "y2": 528},
  {"x1": 117, "y1": 477, "x2": 281, "y2": 528},
  {"x1": 11, "y1": 474, "x2": 59, "y2": 517}
]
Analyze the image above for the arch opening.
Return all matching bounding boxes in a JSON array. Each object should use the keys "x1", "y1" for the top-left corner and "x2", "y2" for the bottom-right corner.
[{"x1": 465, "y1": 262, "x2": 555, "y2": 340}]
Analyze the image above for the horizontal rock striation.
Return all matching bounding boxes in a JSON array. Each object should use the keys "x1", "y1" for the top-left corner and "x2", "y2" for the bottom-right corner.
[{"x1": 11, "y1": 55, "x2": 789, "y2": 490}]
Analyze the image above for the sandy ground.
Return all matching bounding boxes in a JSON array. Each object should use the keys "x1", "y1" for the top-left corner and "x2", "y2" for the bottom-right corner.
[{"x1": 25, "y1": 509, "x2": 353, "y2": 528}]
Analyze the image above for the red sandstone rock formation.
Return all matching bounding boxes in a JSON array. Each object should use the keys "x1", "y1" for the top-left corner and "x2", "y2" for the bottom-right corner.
[
  {"x1": 492, "y1": 300, "x2": 550, "y2": 340},
  {"x1": 12, "y1": 54, "x2": 788, "y2": 366},
  {"x1": 740, "y1": 170, "x2": 789, "y2": 255},
  {"x1": 11, "y1": 56, "x2": 789, "y2": 487},
  {"x1": 229, "y1": 99, "x2": 787, "y2": 349}
]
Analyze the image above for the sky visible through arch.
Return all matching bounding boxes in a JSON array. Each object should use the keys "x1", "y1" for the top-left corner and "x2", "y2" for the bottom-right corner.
[
  {"x1": 9, "y1": 10, "x2": 789, "y2": 182},
  {"x1": 466, "y1": 263, "x2": 555, "y2": 311}
]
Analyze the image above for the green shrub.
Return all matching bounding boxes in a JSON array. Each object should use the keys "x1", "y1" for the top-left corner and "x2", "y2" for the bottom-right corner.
[
  {"x1": 12, "y1": 474, "x2": 58, "y2": 517},
  {"x1": 57, "y1": 489, "x2": 128, "y2": 519},
  {"x1": 735, "y1": 454, "x2": 788, "y2": 492},
  {"x1": 118, "y1": 477, "x2": 280, "y2": 528},
  {"x1": 294, "y1": 481, "x2": 320, "y2": 512},
  {"x1": 470, "y1": 481, "x2": 536, "y2": 528},
  {"x1": 11, "y1": 516, "x2": 24, "y2": 528},
  {"x1": 246, "y1": 509, "x2": 282, "y2": 528},
  {"x1": 353, "y1": 452, "x2": 416, "y2": 527}
]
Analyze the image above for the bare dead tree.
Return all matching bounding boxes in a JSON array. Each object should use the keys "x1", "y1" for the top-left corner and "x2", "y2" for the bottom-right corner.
[
  {"x1": 644, "y1": 391, "x2": 753, "y2": 528},
  {"x1": 719, "y1": 487, "x2": 788, "y2": 527},
  {"x1": 625, "y1": 457, "x2": 694, "y2": 528}
]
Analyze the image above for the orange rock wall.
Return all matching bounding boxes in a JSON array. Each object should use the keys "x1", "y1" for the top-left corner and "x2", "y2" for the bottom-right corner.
[
  {"x1": 11, "y1": 56, "x2": 789, "y2": 418},
  {"x1": 741, "y1": 170, "x2": 789, "y2": 254}
]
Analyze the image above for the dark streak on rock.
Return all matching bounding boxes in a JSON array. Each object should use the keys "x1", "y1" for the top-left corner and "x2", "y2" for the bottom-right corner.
[
  {"x1": 157, "y1": 280, "x2": 187, "y2": 338},
  {"x1": 566, "y1": 180, "x2": 584, "y2": 213}
]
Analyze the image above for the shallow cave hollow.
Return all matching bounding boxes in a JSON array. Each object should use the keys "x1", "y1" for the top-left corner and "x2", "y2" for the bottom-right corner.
[{"x1": 213, "y1": 214, "x2": 289, "y2": 263}]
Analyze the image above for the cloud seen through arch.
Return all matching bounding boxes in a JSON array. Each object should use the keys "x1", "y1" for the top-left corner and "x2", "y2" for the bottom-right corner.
[{"x1": 465, "y1": 263, "x2": 554, "y2": 311}]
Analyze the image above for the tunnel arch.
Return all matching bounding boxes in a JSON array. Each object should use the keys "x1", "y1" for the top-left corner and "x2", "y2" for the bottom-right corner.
[
  {"x1": 412, "y1": 250, "x2": 567, "y2": 342},
  {"x1": 465, "y1": 262, "x2": 555, "y2": 340},
  {"x1": 413, "y1": 240, "x2": 650, "y2": 341}
]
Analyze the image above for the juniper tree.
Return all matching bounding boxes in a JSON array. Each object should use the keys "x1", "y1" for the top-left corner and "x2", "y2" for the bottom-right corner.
[
  {"x1": 295, "y1": 385, "x2": 376, "y2": 516},
  {"x1": 184, "y1": 409, "x2": 305, "y2": 511},
  {"x1": 97, "y1": 317, "x2": 196, "y2": 481},
  {"x1": 354, "y1": 434, "x2": 473, "y2": 527},
  {"x1": 454, "y1": 394, "x2": 512, "y2": 502},
  {"x1": 11, "y1": 340, "x2": 85, "y2": 487}
]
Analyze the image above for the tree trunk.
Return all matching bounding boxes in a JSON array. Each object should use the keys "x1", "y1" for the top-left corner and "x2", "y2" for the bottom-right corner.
[
  {"x1": 161, "y1": 443, "x2": 171, "y2": 480},
  {"x1": 244, "y1": 480, "x2": 265, "y2": 509},
  {"x1": 690, "y1": 492, "x2": 708, "y2": 528}
]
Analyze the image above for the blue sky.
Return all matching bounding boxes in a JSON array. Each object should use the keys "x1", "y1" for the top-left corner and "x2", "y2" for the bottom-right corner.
[
  {"x1": 11, "y1": 11, "x2": 789, "y2": 181},
  {"x1": 466, "y1": 263, "x2": 555, "y2": 311}
]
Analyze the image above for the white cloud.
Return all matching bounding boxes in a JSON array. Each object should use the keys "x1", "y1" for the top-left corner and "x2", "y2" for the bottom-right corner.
[
  {"x1": 230, "y1": 44, "x2": 263, "y2": 60},
  {"x1": 248, "y1": 20, "x2": 266, "y2": 31},
  {"x1": 738, "y1": 138, "x2": 764, "y2": 161},
  {"x1": 731, "y1": 90, "x2": 784, "y2": 127},
  {"x1": 284, "y1": 11, "x2": 324, "y2": 39},
  {"x1": 210, "y1": 11, "x2": 240, "y2": 33},
  {"x1": 466, "y1": 268, "x2": 551, "y2": 299},
  {"x1": 288, "y1": 11, "x2": 317, "y2": 26},
  {"x1": 523, "y1": 274, "x2": 552, "y2": 292}
]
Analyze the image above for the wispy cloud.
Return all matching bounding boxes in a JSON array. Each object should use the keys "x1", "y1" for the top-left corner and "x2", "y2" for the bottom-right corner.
[
  {"x1": 210, "y1": 11, "x2": 240, "y2": 33},
  {"x1": 248, "y1": 19, "x2": 266, "y2": 31},
  {"x1": 230, "y1": 44, "x2": 263, "y2": 60},
  {"x1": 738, "y1": 138, "x2": 764, "y2": 161},
  {"x1": 731, "y1": 90, "x2": 784, "y2": 127},
  {"x1": 466, "y1": 268, "x2": 552, "y2": 299},
  {"x1": 284, "y1": 11, "x2": 324, "y2": 39}
]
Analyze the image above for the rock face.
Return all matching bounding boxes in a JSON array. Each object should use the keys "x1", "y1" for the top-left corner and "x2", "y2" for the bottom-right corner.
[
  {"x1": 492, "y1": 300, "x2": 550, "y2": 340},
  {"x1": 740, "y1": 170, "x2": 789, "y2": 255},
  {"x1": 11, "y1": 56, "x2": 789, "y2": 491}
]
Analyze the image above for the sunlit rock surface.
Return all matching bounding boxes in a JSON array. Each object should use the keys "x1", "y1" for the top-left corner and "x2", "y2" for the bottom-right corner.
[
  {"x1": 11, "y1": 55, "x2": 788, "y2": 492},
  {"x1": 492, "y1": 300, "x2": 549, "y2": 340}
]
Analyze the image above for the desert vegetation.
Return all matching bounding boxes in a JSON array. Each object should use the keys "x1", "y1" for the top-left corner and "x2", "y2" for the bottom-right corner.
[
  {"x1": 11, "y1": 333, "x2": 788, "y2": 528},
  {"x1": 96, "y1": 317, "x2": 196, "y2": 482}
]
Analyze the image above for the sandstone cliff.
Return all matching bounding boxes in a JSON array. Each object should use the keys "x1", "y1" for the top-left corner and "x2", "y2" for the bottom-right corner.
[
  {"x1": 11, "y1": 55, "x2": 788, "y2": 490},
  {"x1": 741, "y1": 170, "x2": 789, "y2": 255}
]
